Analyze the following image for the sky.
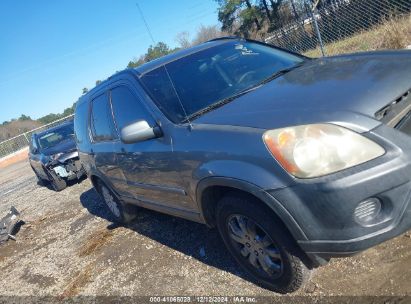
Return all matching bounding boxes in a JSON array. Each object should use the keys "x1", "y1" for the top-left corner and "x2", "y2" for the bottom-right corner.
[{"x1": 0, "y1": 0, "x2": 219, "y2": 123}]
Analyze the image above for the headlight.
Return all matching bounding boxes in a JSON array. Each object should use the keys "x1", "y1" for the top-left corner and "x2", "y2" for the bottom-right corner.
[
  {"x1": 263, "y1": 124, "x2": 385, "y2": 178},
  {"x1": 51, "y1": 152, "x2": 64, "y2": 161}
]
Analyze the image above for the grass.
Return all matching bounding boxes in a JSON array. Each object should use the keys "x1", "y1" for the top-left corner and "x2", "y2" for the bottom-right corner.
[{"x1": 304, "y1": 14, "x2": 411, "y2": 57}]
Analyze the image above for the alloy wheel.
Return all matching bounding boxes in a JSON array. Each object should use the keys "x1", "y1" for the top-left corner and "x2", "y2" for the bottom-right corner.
[
  {"x1": 101, "y1": 186, "x2": 121, "y2": 218},
  {"x1": 227, "y1": 214, "x2": 283, "y2": 278}
]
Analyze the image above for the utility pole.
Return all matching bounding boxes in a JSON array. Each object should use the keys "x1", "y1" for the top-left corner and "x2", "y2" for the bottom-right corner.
[{"x1": 136, "y1": 2, "x2": 156, "y2": 45}]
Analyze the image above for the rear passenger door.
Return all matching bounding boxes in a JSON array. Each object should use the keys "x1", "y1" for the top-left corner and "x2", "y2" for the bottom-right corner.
[
  {"x1": 109, "y1": 83, "x2": 196, "y2": 213},
  {"x1": 89, "y1": 92, "x2": 124, "y2": 189}
]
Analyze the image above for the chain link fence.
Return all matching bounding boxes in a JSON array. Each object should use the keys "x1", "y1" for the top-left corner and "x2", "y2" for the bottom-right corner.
[
  {"x1": 0, "y1": 115, "x2": 74, "y2": 159},
  {"x1": 265, "y1": 0, "x2": 411, "y2": 55}
]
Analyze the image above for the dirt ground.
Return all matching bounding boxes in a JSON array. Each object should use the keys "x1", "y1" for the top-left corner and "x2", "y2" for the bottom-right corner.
[{"x1": 0, "y1": 160, "x2": 410, "y2": 300}]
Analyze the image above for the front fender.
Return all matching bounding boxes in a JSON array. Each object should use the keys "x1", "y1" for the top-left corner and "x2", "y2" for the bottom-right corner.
[
  {"x1": 195, "y1": 175, "x2": 308, "y2": 242},
  {"x1": 193, "y1": 160, "x2": 287, "y2": 191}
]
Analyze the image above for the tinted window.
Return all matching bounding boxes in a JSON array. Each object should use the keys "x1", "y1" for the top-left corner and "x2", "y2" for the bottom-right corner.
[
  {"x1": 74, "y1": 101, "x2": 89, "y2": 145},
  {"x1": 90, "y1": 93, "x2": 116, "y2": 141},
  {"x1": 110, "y1": 86, "x2": 153, "y2": 131},
  {"x1": 140, "y1": 41, "x2": 303, "y2": 123},
  {"x1": 139, "y1": 66, "x2": 186, "y2": 123}
]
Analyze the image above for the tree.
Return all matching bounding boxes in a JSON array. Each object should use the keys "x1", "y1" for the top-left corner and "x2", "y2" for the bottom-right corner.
[
  {"x1": 18, "y1": 114, "x2": 31, "y2": 121},
  {"x1": 244, "y1": 0, "x2": 261, "y2": 30},
  {"x1": 145, "y1": 42, "x2": 173, "y2": 62},
  {"x1": 128, "y1": 55, "x2": 146, "y2": 68},
  {"x1": 127, "y1": 42, "x2": 178, "y2": 68},
  {"x1": 192, "y1": 25, "x2": 225, "y2": 45},
  {"x1": 216, "y1": 0, "x2": 264, "y2": 37},
  {"x1": 38, "y1": 113, "x2": 60, "y2": 125},
  {"x1": 216, "y1": 0, "x2": 287, "y2": 36},
  {"x1": 175, "y1": 31, "x2": 191, "y2": 49},
  {"x1": 260, "y1": 0, "x2": 273, "y2": 22},
  {"x1": 216, "y1": 0, "x2": 244, "y2": 33},
  {"x1": 62, "y1": 104, "x2": 75, "y2": 116}
]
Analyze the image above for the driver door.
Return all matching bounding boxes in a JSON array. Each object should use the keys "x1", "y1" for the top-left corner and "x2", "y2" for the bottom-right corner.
[{"x1": 109, "y1": 81, "x2": 196, "y2": 213}]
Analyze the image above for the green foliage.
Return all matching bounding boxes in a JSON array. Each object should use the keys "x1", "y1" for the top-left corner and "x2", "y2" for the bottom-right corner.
[
  {"x1": 37, "y1": 102, "x2": 76, "y2": 125},
  {"x1": 216, "y1": 0, "x2": 285, "y2": 36},
  {"x1": 18, "y1": 114, "x2": 31, "y2": 121},
  {"x1": 127, "y1": 42, "x2": 179, "y2": 68},
  {"x1": 127, "y1": 55, "x2": 146, "y2": 68},
  {"x1": 145, "y1": 42, "x2": 171, "y2": 62},
  {"x1": 1, "y1": 114, "x2": 32, "y2": 126},
  {"x1": 217, "y1": 0, "x2": 243, "y2": 33}
]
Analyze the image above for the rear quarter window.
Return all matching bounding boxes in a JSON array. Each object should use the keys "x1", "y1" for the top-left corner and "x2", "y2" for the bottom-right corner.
[{"x1": 74, "y1": 101, "x2": 89, "y2": 146}]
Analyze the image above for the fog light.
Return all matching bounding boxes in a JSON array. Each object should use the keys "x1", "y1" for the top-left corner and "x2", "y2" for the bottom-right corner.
[{"x1": 354, "y1": 198, "x2": 381, "y2": 225}]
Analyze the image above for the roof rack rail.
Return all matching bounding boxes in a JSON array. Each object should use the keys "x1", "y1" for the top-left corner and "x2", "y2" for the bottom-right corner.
[{"x1": 207, "y1": 36, "x2": 241, "y2": 42}]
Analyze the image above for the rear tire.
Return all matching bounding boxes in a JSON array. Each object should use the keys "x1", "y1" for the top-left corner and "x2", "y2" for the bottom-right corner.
[
  {"x1": 216, "y1": 193, "x2": 311, "y2": 294},
  {"x1": 96, "y1": 181, "x2": 137, "y2": 224}
]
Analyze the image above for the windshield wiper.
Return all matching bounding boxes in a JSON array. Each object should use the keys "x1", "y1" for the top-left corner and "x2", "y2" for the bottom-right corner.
[
  {"x1": 183, "y1": 86, "x2": 260, "y2": 123},
  {"x1": 182, "y1": 62, "x2": 306, "y2": 123},
  {"x1": 258, "y1": 62, "x2": 305, "y2": 86}
]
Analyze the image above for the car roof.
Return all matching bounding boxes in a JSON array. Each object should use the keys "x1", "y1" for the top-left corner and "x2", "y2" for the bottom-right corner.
[
  {"x1": 76, "y1": 37, "x2": 301, "y2": 108},
  {"x1": 35, "y1": 120, "x2": 73, "y2": 137},
  {"x1": 75, "y1": 38, "x2": 242, "y2": 107},
  {"x1": 133, "y1": 38, "x2": 236, "y2": 75}
]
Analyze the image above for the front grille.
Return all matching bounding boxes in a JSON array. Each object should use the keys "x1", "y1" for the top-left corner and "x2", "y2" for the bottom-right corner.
[{"x1": 375, "y1": 89, "x2": 411, "y2": 133}]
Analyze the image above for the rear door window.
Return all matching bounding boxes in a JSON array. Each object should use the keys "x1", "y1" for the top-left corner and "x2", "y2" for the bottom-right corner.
[
  {"x1": 74, "y1": 101, "x2": 89, "y2": 145},
  {"x1": 110, "y1": 85, "x2": 154, "y2": 132},
  {"x1": 90, "y1": 93, "x2": 116, "y2": 142}
]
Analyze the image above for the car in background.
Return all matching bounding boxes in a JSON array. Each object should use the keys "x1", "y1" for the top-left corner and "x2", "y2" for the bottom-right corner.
[
  {"x1": 74, "y1": 37, "x2": 411, "y2": 293},
  {"x1": 29, "y1": 120, "x2": 85, "y2": 191}
]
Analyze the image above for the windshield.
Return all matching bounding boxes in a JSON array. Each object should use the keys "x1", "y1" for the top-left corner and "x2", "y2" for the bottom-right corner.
[
  {"x1": 38, "y1": 123, "x2": 74, "y2": 150},
  {"x1": 140, "y1": 41, "x2": 304, "y2": 123}
]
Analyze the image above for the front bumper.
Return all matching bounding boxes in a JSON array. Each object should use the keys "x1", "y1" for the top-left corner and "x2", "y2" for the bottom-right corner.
[
  {"x1": 268, "y1": 124, "x2": 411, "y2": 260},
  {"x1": 48, "y1": 152, "x2": 85, "y2": 180}
]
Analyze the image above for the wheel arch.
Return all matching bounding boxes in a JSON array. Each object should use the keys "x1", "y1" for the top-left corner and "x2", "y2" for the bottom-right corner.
[
  {"x1": 88, "y1": 173, "x2": 120, "y2": 198},
  {"x1": 196, "y1": 177, "x2": 308, "y2": 242}
]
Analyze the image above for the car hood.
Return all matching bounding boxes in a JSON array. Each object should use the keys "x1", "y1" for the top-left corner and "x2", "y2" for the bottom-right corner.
[
  {"x1": 41, "y1": 138, "x2": 77, "y2": 156},
  {"x1": 194, "y1": 50, "x2": 411, "y2": 131}
]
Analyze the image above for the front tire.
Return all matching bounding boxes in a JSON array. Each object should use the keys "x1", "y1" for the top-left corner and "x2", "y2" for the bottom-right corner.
[
  {"x1": 48, "y1": 170, "x2": 67, "y2": 191},
  {"x1": 31, "y1": 166, "x2": 47, "y2": 186},
  {"x1": 216, "y1": 194, "x2": 311, "y2": 294}
]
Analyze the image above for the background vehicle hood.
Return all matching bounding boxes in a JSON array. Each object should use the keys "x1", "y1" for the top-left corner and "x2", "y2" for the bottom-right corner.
[{"x1": 194, "y1": 51, "x2": 411, "y2": 131}]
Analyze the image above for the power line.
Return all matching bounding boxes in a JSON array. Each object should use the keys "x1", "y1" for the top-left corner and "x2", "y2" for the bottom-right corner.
[{"x1": 136, "y1": 2, "x2": 156, "y2": 45}]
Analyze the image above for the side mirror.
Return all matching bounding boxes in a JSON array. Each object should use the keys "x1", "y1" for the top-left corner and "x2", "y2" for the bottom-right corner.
[{"x1": 120, "y1": 120, "x2": 162, "y2": 144}]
